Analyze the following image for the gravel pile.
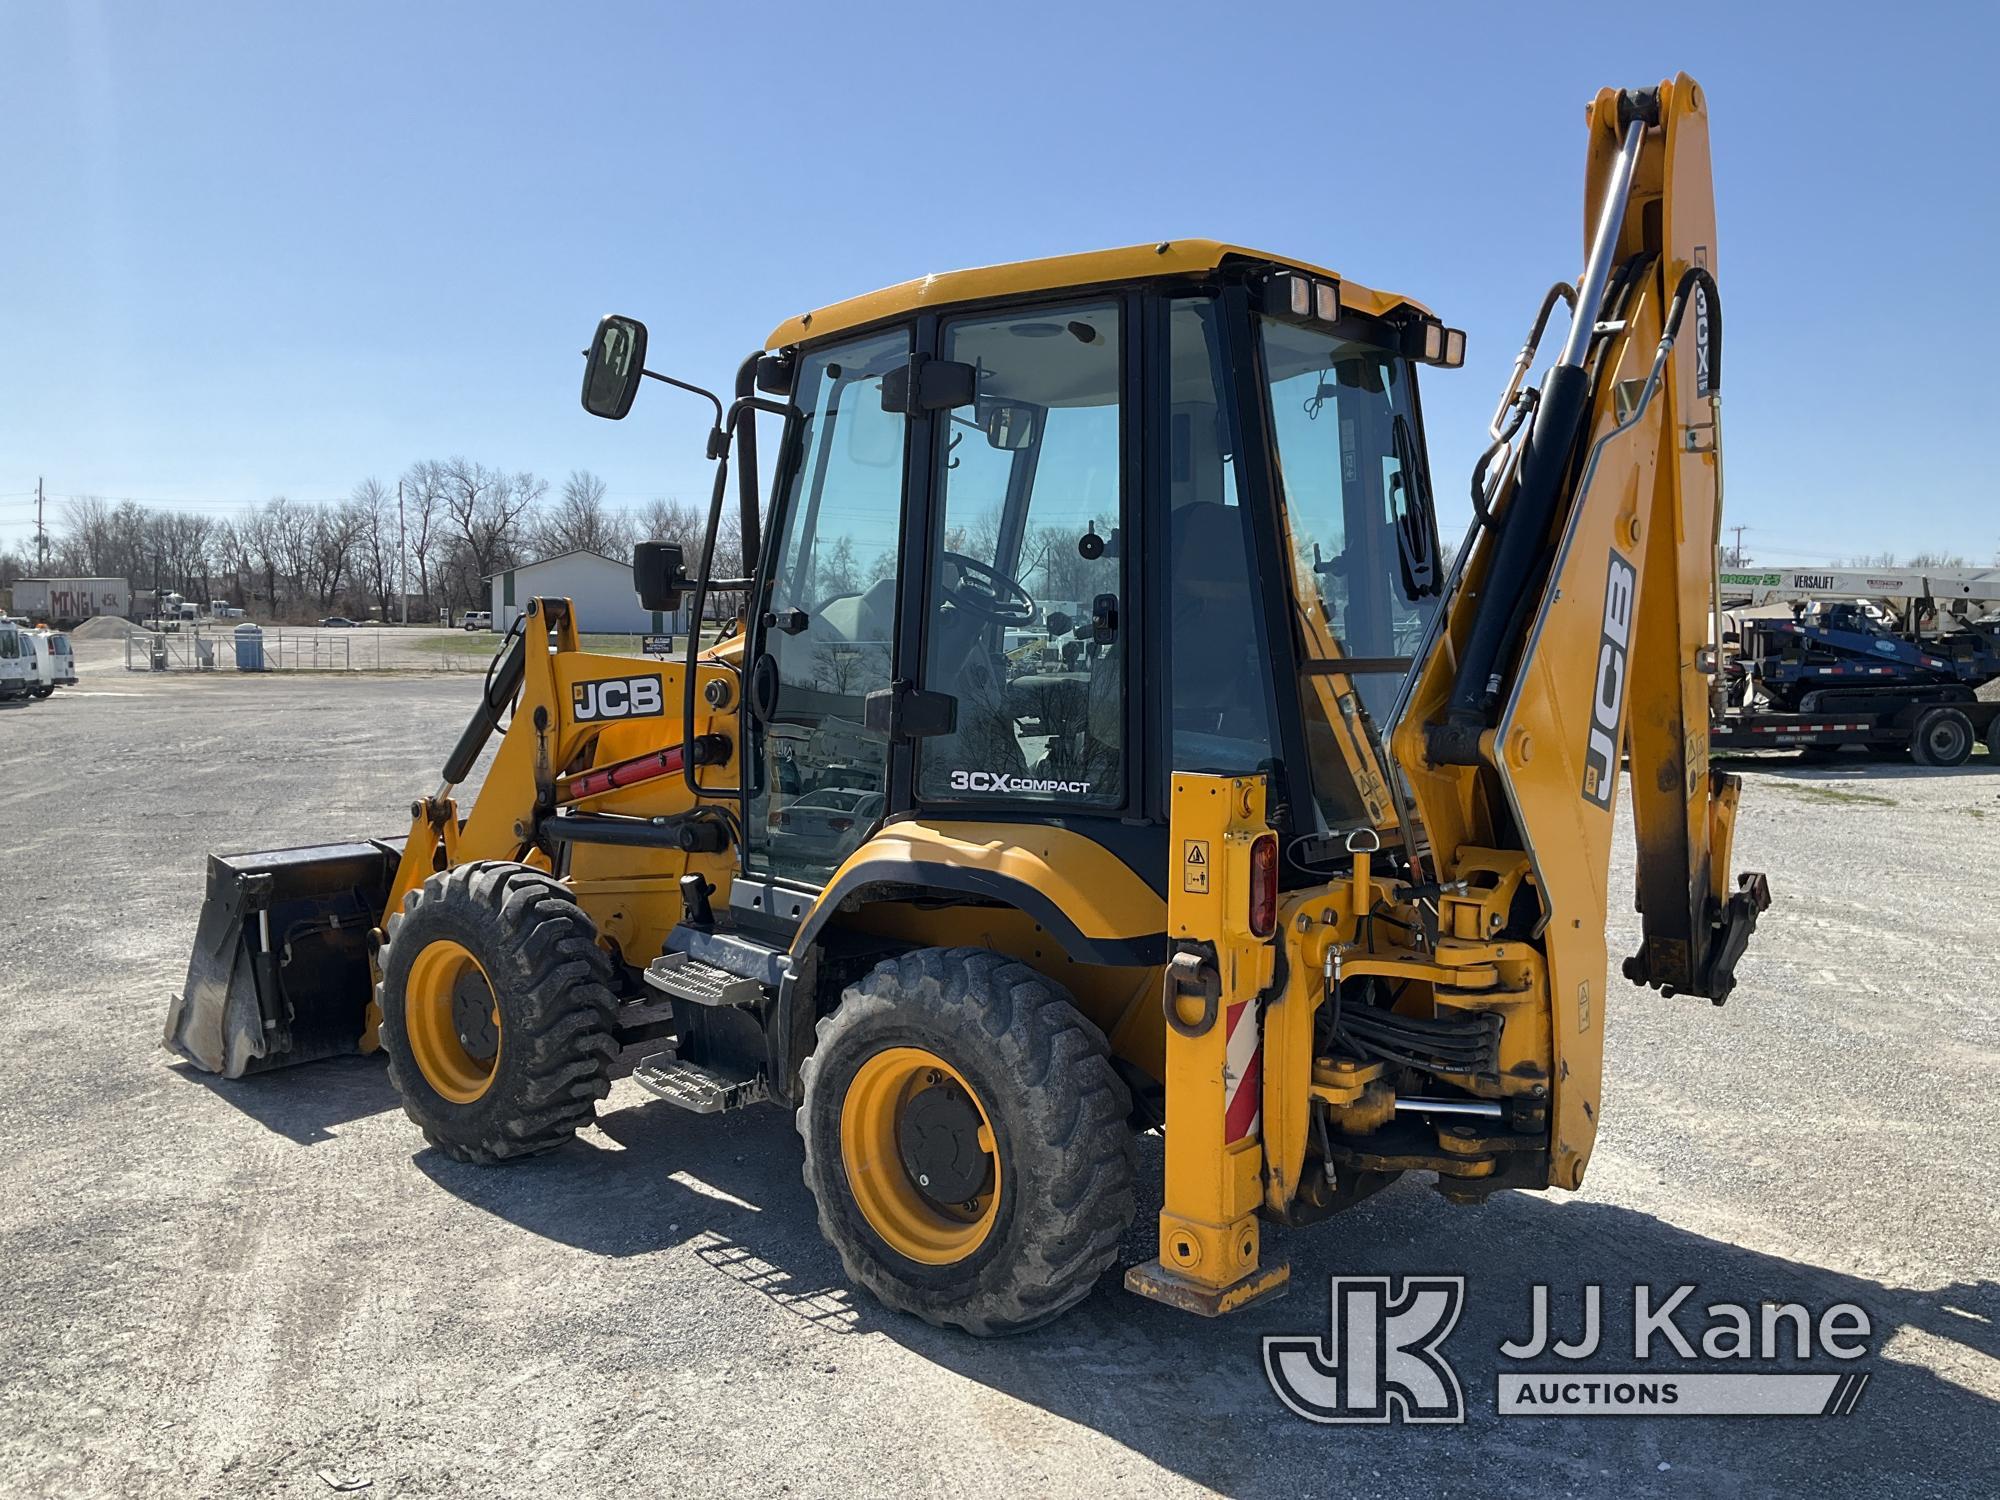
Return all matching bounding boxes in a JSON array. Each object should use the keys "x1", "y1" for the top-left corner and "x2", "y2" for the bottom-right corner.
[{"x1": 70, "y1": 615, "x2": 145, "y2": 640}]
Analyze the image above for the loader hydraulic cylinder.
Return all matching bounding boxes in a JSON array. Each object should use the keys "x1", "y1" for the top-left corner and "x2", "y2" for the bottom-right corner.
[{"x1": 443, "y1": 623, "x2": 528, "y2": 787}]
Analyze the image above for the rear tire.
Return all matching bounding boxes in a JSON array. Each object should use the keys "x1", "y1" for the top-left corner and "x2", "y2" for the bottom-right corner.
[
  {"x1": 1911, "y1": 708, "x2": 1975, "y2": 767},
  {"x1": 1985, "y1": 716, "x2": 2000, "y2": 761},
  {"x1": 29, "y1": 686, "x2": 52, "y2": 699},
  {"x1": 798, "y1": 947, "x2": 1136, "y2": 1336},
  {"x1": 377, "y1": 861, "x2": 619, "y2": 1163}
]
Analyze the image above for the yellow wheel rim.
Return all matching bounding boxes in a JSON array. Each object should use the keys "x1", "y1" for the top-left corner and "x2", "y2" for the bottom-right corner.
[
  {"x1": 840, "y1": 1047, "x2": 1000, "y2": 1265},
  {"x1": 403, "y1": 938, "x2": 501, "y2": 1104}
]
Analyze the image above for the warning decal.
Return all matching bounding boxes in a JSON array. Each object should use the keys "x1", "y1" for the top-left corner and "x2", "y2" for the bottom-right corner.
[{"x1": 1182, "y1": 839, "x2": 1210, "y2": 894}]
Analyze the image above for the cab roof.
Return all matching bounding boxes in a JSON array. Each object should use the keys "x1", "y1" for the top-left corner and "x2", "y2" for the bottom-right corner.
[{"x1": 763, "y1": 239, "x2": 1434, "y2": 350}]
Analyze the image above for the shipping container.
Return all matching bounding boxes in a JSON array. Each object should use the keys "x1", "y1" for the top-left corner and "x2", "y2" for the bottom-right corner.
[{"x1": 12, "y1": 578, "x2": 132, "y2": 628}]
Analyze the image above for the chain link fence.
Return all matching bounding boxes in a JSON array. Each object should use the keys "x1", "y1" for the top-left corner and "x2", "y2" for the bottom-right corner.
[
  {"x1": 117, "y1": 625, "x2": 691, "y2": 675},
  {"x1": 123, "y1": 625, "x2": 505, "y2": 674}
]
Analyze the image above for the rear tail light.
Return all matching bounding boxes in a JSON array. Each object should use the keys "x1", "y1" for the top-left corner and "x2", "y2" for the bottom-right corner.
[
  {"x1": 827, "y1": 817, "x2": 854, "y2": 832},
  {"x1": 1249, "y1": 834, "x2": 1278, "y2": 938}
]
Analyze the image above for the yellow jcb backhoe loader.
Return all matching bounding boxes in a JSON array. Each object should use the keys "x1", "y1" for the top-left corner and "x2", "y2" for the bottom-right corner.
[{"x1": 167, "y1": 75, "x2": 1766, "y2": 1334}]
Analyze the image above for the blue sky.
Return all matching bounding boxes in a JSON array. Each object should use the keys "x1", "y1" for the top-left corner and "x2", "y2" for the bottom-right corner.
[{"x1": 2, "y1": 2, "x2": 1994, "y2": 565}]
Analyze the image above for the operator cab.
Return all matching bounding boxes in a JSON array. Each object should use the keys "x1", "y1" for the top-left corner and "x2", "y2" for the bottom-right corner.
[{"x1": 589, "y1": 241, "x2": 1461, "y2": 907}]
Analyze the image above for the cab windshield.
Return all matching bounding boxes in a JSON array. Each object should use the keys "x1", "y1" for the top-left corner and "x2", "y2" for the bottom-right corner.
[{"x1": 1260, "y1": 316, "x2": 1442, "y2": 833}]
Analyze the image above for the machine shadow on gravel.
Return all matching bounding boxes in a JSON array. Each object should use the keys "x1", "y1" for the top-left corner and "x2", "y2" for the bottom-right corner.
[
  {"x1": 417, "y1": 1100, "x2": 1997, "y2": 1495},
  {"x1": 168, "y1": 1055, "x2": 400, "y2": 1146}
]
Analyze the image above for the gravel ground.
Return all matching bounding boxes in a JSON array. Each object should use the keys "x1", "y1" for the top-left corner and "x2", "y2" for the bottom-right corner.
[{"x1": 0, "y1": 654, "x2": 1994, "y2": 1499}]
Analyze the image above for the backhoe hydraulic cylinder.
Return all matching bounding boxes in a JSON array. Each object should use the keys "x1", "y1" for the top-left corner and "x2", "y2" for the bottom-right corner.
[{"x1": 1431, "y1": 116, "x2": 1649, "y2": 760}]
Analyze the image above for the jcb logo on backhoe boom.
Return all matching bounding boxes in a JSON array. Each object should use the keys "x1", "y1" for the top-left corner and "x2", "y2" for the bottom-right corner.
[
  {"x1": 572, "y1": 674, "x2": 664, "y2": 722},
  {"x1": 1581, "y1": 550, "x2": 1636, "y2": 809}
]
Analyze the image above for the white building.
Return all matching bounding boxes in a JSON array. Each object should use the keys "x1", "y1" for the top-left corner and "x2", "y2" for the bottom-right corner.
[{"x1": 488, "y1": 550, "x2": 689, "y2": 636}]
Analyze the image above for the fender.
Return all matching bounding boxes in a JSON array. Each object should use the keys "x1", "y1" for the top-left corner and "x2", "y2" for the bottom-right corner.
[{"x1": 795, "y1": 820, "x2": 1167, "y2": 969}]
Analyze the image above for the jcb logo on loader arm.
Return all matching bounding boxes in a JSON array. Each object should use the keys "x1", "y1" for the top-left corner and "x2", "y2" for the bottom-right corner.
[{"x1": 572, "y1": 674, "x2": 664, "y2": 722}]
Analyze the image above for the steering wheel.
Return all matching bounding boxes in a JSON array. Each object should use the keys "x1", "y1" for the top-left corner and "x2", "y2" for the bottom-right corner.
[{"x1": 940, "y1": 551, "x2": 1036, "y2": 624}]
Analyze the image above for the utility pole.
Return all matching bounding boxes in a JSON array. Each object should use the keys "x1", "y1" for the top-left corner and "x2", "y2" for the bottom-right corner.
[
  {"x1": 1728, "y1": 524, "x2": 1748, "y2": 568},
  {"x1": 34, "y1": 477, "x2": 46, "y2": 571},
  {"x1": 397, "y1": 478, "x2": 407, "y2": 625}
]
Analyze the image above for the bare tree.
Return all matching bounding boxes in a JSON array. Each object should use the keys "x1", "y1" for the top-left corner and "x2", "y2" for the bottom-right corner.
[
  {"x1": 634, "y1": 496, "x2": 703, "y2": 551},
  {"x1": 401, "y1": 460, "x2": 448, "y2": 615},
  {"x1": 295, "y1": 502, "x2": 359, "y2": 610},
  {"x1": 242, "y1": 503, "x2": 285, "y2": 615},
  {"x1": 535, "y1": 469, "x2": 630, "y2": 558},
  {"x1": 58, "y1": 496, "x2": 113, "y2": 575},
  {"x1": 352, "y1": 478, "x2": 398, "y2": 619},
  {"x1": 272, "y1": 498, "x2": 325, "y2": 615},
  {"x1": 214, "y1": 519, "x2": 252, "y2": 607},
  {"x1": 439, "y1": 458, "x2": 545, "y2": 608}
]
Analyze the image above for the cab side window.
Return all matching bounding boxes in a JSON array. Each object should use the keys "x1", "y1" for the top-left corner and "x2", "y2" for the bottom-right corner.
[
  {"x1": 918, "y1": 303, "x2": 1124, "y2": 805},
  {"x1": 1166, "y1": 297, "x2": 1276, "y2": 774}
]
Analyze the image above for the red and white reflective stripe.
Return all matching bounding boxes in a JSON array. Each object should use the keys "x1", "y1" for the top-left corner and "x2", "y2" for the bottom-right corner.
[
  {"x1": 1223, "y1": 999, "x2": 1262, "y2": 1143},
  {"x1": 1748, "y1": 721, "x2": 1868, "y2": 734}
]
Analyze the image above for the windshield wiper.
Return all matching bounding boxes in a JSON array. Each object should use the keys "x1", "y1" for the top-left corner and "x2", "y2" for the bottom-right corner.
[{"x1": 1391, "y1": 414, "x2": 1441, "y2": 598}]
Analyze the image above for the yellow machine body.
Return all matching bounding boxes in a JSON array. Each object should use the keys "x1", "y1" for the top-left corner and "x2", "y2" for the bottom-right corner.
[{"x1": 168, "y1": 75, "x2": 1764, "y2": 1330}]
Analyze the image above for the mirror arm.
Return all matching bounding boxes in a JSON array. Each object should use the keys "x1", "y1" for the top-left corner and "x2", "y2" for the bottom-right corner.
[{"x1": 640, "y1": 368, "x2": 726, "y2": 438}]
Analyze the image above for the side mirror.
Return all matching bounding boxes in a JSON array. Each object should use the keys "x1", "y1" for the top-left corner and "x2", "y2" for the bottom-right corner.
[
  {"x1": 633, "y1": 541, "x2": 687, "y2": 612},
  {"x1": 582, "y1": 314, "x2": 649, "y2": 420},
  {"x1": 982, "y1": 400, "x2": 1040, "y2": 451}
]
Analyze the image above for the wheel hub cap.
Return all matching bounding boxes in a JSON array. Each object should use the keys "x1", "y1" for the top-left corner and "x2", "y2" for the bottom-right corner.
[
  {"x1": 898, "y1": 1082, "x2": 991, "y2": 1205},
  {"x1": 839, "y1": 1047, "x2": 1000, "y2": 1265}
]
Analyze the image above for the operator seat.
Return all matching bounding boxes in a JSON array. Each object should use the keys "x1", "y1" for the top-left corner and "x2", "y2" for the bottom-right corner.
[{"x1": 811, "y1": 575, "x2": 896, "y2": 645}]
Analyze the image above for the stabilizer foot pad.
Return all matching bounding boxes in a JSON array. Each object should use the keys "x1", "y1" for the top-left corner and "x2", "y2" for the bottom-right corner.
[{"x1": 1124, "y1": 1259, "x2": 1291, "y2": 1317}]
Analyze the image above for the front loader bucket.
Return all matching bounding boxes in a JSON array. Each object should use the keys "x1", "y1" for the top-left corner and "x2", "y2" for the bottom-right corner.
[{"x1": 164, "y1": 839, "x2": 403, "y2": 1078}]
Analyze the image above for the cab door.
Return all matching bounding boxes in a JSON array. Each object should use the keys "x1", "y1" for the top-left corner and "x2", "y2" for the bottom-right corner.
[
  {"x1": 912, "y1": 300, "x2": 1131, "y2": 813},
  {"x1": 745, "y1": 327, "x2": 911, "y2": 885}
]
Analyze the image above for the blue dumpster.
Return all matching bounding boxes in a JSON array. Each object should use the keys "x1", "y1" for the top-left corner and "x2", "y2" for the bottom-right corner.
[{"x1": 233, "y1": 623, "x2": 266, "y2": 671}]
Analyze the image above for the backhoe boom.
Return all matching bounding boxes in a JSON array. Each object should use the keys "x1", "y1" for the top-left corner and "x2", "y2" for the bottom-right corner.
[{"x1": 1398, "y1": 73, "x2": 1766, "y2": 1185}]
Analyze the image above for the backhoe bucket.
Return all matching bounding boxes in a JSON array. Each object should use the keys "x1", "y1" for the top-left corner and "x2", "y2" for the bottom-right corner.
[{"x1": 165, "y1": 839, "x2": 403, "y2": 1078}]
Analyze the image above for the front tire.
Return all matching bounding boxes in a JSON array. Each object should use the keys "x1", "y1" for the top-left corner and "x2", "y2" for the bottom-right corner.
[
  {"x1": 377, "y1": 861, "x2": 619, "y2": 1163},
  {"x1": 798, "y1": 947, "x2": 1136, "y2": 1336}
]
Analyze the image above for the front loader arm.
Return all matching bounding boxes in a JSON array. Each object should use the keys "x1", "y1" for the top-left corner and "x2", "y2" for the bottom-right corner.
[
  {"x1": 1394, "y1": 75, "x2": 1766, "y2": 1186},
  {"x1": 386, "y1": 597, "x2": 741, "y2": 954}
]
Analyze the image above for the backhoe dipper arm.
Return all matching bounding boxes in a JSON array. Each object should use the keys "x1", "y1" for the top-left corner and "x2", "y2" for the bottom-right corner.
[{"x1": 1396, "y1": 75, "x2": 1767, "y2": 1185}]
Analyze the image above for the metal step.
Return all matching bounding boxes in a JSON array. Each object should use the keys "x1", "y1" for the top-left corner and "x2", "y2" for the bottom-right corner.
[
  {"x1": 632, "y1": 1052, "x2": 768, "y2": 1114},
  {"x1": 644, "y1": 952, "x2": 769, "y2": 1009}
]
